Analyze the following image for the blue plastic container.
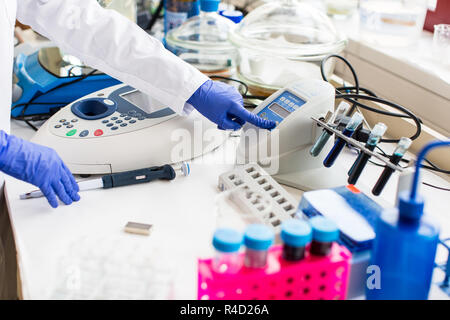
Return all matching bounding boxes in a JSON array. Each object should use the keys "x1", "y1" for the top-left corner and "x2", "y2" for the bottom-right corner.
[
  {"x1": 12, "y1": 51, "x2": 120, "y2": 117},
  {"x1": 366, "y1": 140, "x2": 449, "y2": 300}
]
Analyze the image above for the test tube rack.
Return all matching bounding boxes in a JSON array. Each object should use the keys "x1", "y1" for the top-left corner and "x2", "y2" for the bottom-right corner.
[
  {"x1": 197, "y1": 243, "x2": 352, "y2": 300},
  {"x1": 311, "y1": 117, "x2": 405, "y2": 172},
  {"x1": 218, "y1": 164, "x2": 299, "y2": 233}
]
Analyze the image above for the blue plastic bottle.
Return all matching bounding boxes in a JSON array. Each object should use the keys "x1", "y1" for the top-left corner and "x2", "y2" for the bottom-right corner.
[{"x1": 366, "y1": 140, "x2": 449, "y2": 300}]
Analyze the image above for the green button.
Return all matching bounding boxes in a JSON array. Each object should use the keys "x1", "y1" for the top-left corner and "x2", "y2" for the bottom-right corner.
[{"x1": 66, "y1": 129, "x2": 77, "y2": 136}]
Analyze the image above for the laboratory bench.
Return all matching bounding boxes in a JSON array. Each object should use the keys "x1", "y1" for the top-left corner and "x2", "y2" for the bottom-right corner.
[{"x1": 5, "y1": 119, "x2": 450, "y2": 300}]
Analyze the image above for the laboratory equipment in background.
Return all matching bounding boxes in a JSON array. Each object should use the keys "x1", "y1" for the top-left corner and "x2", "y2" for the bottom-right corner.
[
  {"x1": 220, "y1": 9, "x2": 243, "y2": 24},
  {"x1": 299, "y1": 185, "x2": 382, "y2": 252},
  {"x1": 197, "y1": 221, "x2": 352, "y2": 300},
  {"x1": 31, "y1": 84, "x2": 228, "y2": 174},
  {"x1": 20, "y1": 162, "x2": 190, "y2": 200},
  {"x1": 367, "y1": 140, "x2": 450, "y2": 300},
  {"x1": 424, "y1": 0, "x2": 450, "y2": 32},
  {"x1": 432, "y1": 24, "x2": 450, "y2": 66},
  {"x1": 98, "y1": 0, "x2": 138, "y2": 22},
  {"x1": 164, "y1": 0, "x2": 200, "y2": 34},
  {"x1": 218, "y1": 164, "x2": 298, "y2": 233},
  {"x1": 236, "y1": 78, "x2": 351, "y2": 191},
  {"x1": 325, "y1": 0, "x2": 358, "y2": 19},
  {"x1": 165, "y1": 0, "x2": 238, "y2": 77},
  {"x1": 359, "y1": 0, "x2": 428, "y2": 47},
  {"x1": 12, "y1": 47, "x2": 120, "y2": 118},
  {"x1": 229, "y1": 0, "x2": 347, "y2": 97}
]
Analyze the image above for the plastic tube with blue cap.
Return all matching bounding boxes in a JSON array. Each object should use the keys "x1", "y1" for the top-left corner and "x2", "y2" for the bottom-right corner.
[
  {"x1": 367, "y1": 140, "x2": 449, "y2": 300},
  {"x1": 281, "y1": 219, "x2": 312, "y2": 261},
  {"x1": 212, "y1": 228, "x2": 243, "y2": 274},
  {"x1": 244, "y1": 224, "x2": 274, "y2": 268},
  {"x1": 309, "y1": 216, "x2": 339, "y2": 256}
]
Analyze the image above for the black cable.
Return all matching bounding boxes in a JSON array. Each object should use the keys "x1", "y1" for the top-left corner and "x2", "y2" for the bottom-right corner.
[
  {"x1": 147, "y1": 0, "x2": 164, "y2": 32},
  {"x1": 423, "y1": 182, "x2": 450, "y2": 191},
  {"x1": 25, "y1": 121, "x2": 39, "y2": 132},
  {"x1": 334, "y1": 93, "x2": 422, "y2": 142},
  {"x1": 210, "y1": 75, "x2": 250, "y2": 96},
  {"x1": 321, "y1": 54, "x2": 423, "y2": 143}
]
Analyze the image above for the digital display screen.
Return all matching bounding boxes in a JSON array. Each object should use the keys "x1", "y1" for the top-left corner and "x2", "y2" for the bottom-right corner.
[
  {"x1": 121, "y1": 90, "x2": 166, "y2": 114},
  {"x1": 269, "y1": 103, "x2": 291, "y2": 119}
]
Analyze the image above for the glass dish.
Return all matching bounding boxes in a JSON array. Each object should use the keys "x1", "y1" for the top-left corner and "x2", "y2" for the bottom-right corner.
[
  {"x1": 229, "y1": 0, "x2": 347, "y2": 96},
  {"x1": 165, "y1": 4, "x2": 238, "y2": 77}
]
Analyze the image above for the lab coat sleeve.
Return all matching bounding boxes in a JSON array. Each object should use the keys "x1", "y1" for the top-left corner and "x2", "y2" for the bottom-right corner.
[{"x1": 16, "y1": 0, "x2": 209, "y2": 115}]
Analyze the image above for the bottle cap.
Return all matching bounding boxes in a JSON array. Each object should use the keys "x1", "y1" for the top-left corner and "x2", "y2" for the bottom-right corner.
[
  {"x1": 201, "y1": 0, "x2": 220, "y2": 12},
  {"x1": 310, "y1": 216, "x2": 339, "y2": 243},
  {"x1": 244, "y1": 224, "x2": 274, "y2": 251},
  {"x1": 398, "y1": 191, "x2": 424, "y2": 221},
  {"x1": 280, "y1": 219, "x2": 312, "y2": 247},
  {"x1": 220, "y1": 10, "x2": 243, "y2": 23},
  {"x1": 213, "y1": 228, "x2": 243, "y2": 253}
]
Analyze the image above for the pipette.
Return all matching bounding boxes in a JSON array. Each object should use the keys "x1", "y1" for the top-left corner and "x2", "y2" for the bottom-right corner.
[
  {"x1": 310, "y1": 102, "x2": 350, "y2": 157},
  {"x1": 372, "y1": 138, "x2": 411, "y2": 196},
  {"x1": 348, "y1": 123, "x2": 387, "y2": 185},
  {"x1": 323, "y1": 112, "x2": 364, "y2": 168},
  {"x1": 20, "y1": 162, "x2": 190, "y2": 200}
]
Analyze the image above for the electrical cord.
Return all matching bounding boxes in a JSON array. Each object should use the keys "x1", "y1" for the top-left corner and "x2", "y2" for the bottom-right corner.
[
  {"x1": 12, "y1": 69, "x2": 99, "y2": 131},
  {"x1": 321, "y1": 54, "x2": 423, "y2": 143},
  {"x1": 209, "y1": 75, "x2": 268, "y2": 101},
  {"x1": 147, "y1": 0, "x2": 164, "y2": 32}
]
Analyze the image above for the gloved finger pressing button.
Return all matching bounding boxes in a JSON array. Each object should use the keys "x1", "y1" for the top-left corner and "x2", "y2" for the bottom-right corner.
[
  {"x1": 228, "y1": 104, "x2": 276, "y2": 130},
  {"x1": 187, "y1": 80, "x2": 277, "y2": 130}
]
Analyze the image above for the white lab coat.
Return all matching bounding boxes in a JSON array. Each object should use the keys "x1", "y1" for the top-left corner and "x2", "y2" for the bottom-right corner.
[
  {"x1": 0, "y1": 0, "x2": 208, "y2": 298},
  {"x1": 0, "y1": 0, "x2": 210, "y2": 186}
]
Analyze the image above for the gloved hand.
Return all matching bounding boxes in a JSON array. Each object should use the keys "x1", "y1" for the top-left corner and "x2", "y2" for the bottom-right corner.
[
  {"x1": 0, "y1": 131, "x2": 80, "y2": 208},
  {"x1": 187, "y1": 80, "x2": 276, "y2": 131}
]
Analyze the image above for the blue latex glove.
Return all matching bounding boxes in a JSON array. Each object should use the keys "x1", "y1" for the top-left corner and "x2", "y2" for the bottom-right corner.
[
  {"x1": 0, "y1": 131, "x2": 80, "y2": 208},
  {"x1": 187, "y1": 80, "x2": 276, "y2": 131}
]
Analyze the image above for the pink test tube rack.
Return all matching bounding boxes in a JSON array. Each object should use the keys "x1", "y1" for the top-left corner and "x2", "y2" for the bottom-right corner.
[{"x1": 198, "y1": 243, "x2": 352, "y2": 300}]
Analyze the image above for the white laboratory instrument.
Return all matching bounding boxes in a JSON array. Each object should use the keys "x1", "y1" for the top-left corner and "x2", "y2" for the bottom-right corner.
[
  {"x1": 236, "y1": 79, "x2": 349, "y2": 191},
  {"x1": 32, "y1": 84, "x2": 228, "y2": 174}
]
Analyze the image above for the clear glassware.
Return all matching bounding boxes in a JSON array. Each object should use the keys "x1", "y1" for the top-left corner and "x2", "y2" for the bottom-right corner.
[
  {"x1": 359, "y1": 0, "x2": 428, "y2": 47},
  {"x1": 229, "y1": 0, "x2": 347, "y2": 96},
  {"x1": 432, "y1": 24, "x2": 450, "y2": 66},
  {"x1": 165, "y1": 1, "x2": 238, "y2": 77}
]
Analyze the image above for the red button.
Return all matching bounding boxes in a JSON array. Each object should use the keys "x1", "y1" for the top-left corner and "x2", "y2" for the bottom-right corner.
[{"x1": 94, "y1": 129, "x2": 103, "y2": 137}]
